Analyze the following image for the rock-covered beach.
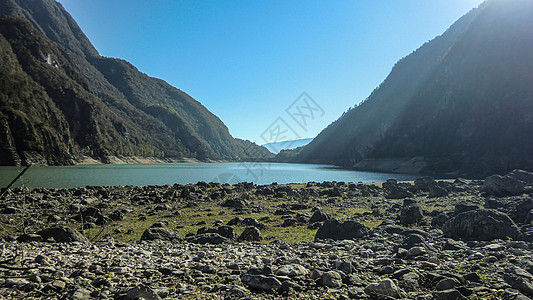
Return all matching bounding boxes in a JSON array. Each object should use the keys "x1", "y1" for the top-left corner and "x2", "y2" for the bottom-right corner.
[{"x1": 1, "y1": 170, "x2": 533, "y2": 299}]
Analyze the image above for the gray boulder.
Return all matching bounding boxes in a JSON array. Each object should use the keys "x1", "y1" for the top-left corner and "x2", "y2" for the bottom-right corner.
[
  {"x1": 315, "y1": 219, "x2": 368, "y2": 241},
  {"x1": 79, "y1": 207, "x2": 107, "y2": 225},
  {"x1": 275, "y1": 264, "x2": 309, "y2": 277},
  {"x1": 186, "y1": 233, "x2": 230, "y2": 244},
  {"x1": 241, "y1": 274, "x2": 281, "y2": 291},
  {"x1": 431, "y1": 211, "x2": 453, "y2": 228},
  {"x1": 433, "y1": 289, "x2": 466, "y2": 300},
  {"x1": 309, "y1": 208, "x2": 330, "y2": 223},
  {"x1": 126, "y1": 284, "x2": 162, "y2": 300},
  {"x1": 383, "y1": 179, "x2": 413, "y2": 199},
  {"x1": 221, "y1": 199, "x2": 246, "y2": 208},
  {"x1": 226, "y1": 286, "x2": 249, "y2": 299},
  {"x1": 197, "y1": 226, "x2": 237, "y2": 239},
  {"x1": 442, "y1": 209, "x2": 520, "y2": 241},
  {"x1": 507, "y1": 169, "x2": 533, "y2": 184},
  {"x1": 428, "y1": 184, "x2": 449, "y2": 198},
  {"x1": 502, "y1": 266, "x2": 533, "y2": 296},
  {"x1": 526, "y1": 209, "x2": 533, "y2": 224},
  {"x1": 38, "y1": 226, "x2": 89, "y2": 243},
  {"x1": 414, "y1": 177, "x2": 436, "y2": 192},
  {"x1": 503, "y1": 273, "x2": 533, "y2": 297},
  {"x1": 17, "y1": 234, "x2": 43, "y2": 243},
  {"x1": 238, "y1": 226, "x2": 262, "y2": 242},
  {"x1": 454, "y1": 202, "x2": 479, "y2": 215},
  {"x1": 320, "y1": 271, "x2": 343, "y2": 288},
  {"x1": 482, "y1": 174, "x2": 527, "y2": 196},
  {"x1": 364, "y1": 279, "x2": 400, "y2": 298},
  {"x1": 141, "y1": 228, "x2": 180, "y2": 241},
  {"x1": 399, "y1": 199, "x2": 423, "y2": 226}
]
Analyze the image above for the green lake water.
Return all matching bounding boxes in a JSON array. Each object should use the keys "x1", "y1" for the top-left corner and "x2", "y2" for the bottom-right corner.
[{"x1": 0, "y1": 162, "x2": 422, "y2": 189}]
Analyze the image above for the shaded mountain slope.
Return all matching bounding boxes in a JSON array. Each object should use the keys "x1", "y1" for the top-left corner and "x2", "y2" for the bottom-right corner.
[
  {"x1": 291, "y1": 0, "x2": 533, "y2": 178},
  {"x1": 0, "y1": 0, "x2": 272, "y2": 165}
]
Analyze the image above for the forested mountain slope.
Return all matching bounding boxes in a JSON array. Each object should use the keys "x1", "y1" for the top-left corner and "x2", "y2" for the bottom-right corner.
[
  {"x1": 0, "y1": 0, "x2": 272, "y2": 165},
  {"x1": 291, "y1": 0, "x2": 533, "y2": 178}
]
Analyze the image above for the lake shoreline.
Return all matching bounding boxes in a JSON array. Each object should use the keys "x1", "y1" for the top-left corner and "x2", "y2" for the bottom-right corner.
[{"x1": 73, "y1": 155, "x2": 223, "y2": 165}]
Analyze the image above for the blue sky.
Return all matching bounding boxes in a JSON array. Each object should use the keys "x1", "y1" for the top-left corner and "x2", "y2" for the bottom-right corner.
[{"x1": 57, "y1": 0, "x2": 484, "y2": 143}]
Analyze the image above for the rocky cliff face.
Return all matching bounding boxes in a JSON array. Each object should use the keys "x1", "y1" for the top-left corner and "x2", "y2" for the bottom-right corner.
[
  {"x1": 292, "y1": 0, "x2": 533, "y2": 178},
  {"x1": 0, "y1": 0, "x2": 272, "y2": 165}
]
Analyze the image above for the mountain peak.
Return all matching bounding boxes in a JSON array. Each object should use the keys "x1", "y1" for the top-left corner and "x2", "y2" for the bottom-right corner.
[{"x1": 1, "y1": 0, "x2": 99, "y2": 58}]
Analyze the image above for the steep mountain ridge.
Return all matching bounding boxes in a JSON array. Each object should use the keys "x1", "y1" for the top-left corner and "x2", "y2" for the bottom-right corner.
[
  {"x1": 0, "y1": 0, "x2": 272, "y2": 165},
  {"x1": 291, "y1": 0, "x2": 533, "y2": 178}
]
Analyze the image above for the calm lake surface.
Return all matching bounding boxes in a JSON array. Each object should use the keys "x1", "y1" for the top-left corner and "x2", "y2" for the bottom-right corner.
[{"x1": 0, "y1": 162, "x2": 422, "y2": 189}]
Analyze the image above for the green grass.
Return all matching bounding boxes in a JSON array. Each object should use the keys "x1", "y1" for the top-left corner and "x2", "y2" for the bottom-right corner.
[{"x1": 2, "y1": 182, "x2": 480, "y2": 244}]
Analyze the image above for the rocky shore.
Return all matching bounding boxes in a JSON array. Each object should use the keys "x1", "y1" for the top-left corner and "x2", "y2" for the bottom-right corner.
[{"x1": 1, "y1": 170, "x2": 533, "y2": 299}]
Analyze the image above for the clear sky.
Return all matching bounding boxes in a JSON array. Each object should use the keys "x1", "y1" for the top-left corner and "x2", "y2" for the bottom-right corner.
[{"x1": 57, "y1": 0, "x2": 484, "y2": 144}]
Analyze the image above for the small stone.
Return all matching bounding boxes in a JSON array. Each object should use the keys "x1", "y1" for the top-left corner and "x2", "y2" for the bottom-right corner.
[
  {"x1": 150, "y1": 220, "x2": 168, "y2": 228},
  {"x1": 69, "y1": 287, "x2": 91, "y2": 300},
  {"x1": 275, "y1": 264, "x2": 309, "y2": 277},
  {"x1": 280, "y1": 280, "x2": 301, "y2": 293},
  {"x1": 141, "y1": 228, "x2": 180, "y2": 241},
  {"x1": 52, "y1": 280, "x2": 66, "y2": 290},
  {"x1": 436, "y1": 278, "x2": 459, "y2": 291},
  {"x1": 37, "y1": 226, "x2": 89, "y2": 243},
  {"x1": 407, "y1": 246, "x2": 426, "y2": 257},
  {"x1": 226, "y1": 285, "x2": 249, "y2": 299},
  {"x1": 400, "y1": 200, "x2": 423, "y2": 225},
  {"x1": 91, "y1": 277, "x2": 111, "y2": 288},
  {"x1": 127, "y1": 284, "x2": 162, "y2": 300},
  {"x1": 377, "y1": 266, "x2": 395, "y2": 275},
  {"x1": 34, "y1": 254, "x2": 49, "y2": 266},
  {"x1": 108, "y1": 266, "x2": 129, "y2": 274},
  {"x1": 187, "y1": 233, "x2": 230, "y2": 244},
  {"x1": 311, "y1": 269, "x2": 323, "y2": 280},
  {"x1": 154, "y1": 287, "x2": 170, "y2": 298},
  {"x1": 338, "y1": 261, "x2": 353, "y2": 274},
  {"x1": 321, "y1": 270, "x2": 343, "y2": 288},
  {"x1": 509, "y1": 248, "x2": 525, "y2": 256},
  {"x1": 463, "y1": 272, "x2": 481, "y2": 283},
  {"x1": 420, "y1": 261, "x2": 438, "y2": 269},
  {"x1": 484, "y1": 243, "x2": 504, "y2": 251},
  {"x1": 503, "y1": 273, "x2": 533, "y2": 296},
  {"x1": 201, "y1": 264, "x2": 217, "y2": 274},
  {"x1": 27, "y1": 274, "x2": 41, "y2": 284},
  {"x1": 240, "y1": 274, "x2": 281, "y2": 291},
  {"x1": 238, "y1": 226, "x2": 262, "y2": 242},
  {"x1": 433, "y1": 289, "x2": 466, "y2": 300},
  {"x1": 309, "y1": 209, "x2": 331, "y2": 223},
  {"x1": 17, "y1": 233, "x2": 43, "y2": 243},
  {"x1": 397, "y1": 247, "x2": 408, "y2": 258}
]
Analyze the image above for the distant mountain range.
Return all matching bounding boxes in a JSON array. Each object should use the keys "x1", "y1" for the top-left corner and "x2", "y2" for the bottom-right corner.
[
  {"x1": 284, "y1": 0, "x2": 533, "y2": 178},
  {"x1": 0, "y1": 0, "x2": 272, "y2": 165},
  {"x1": 262, "y1": 138, "x2": 313, "y2": 154}
]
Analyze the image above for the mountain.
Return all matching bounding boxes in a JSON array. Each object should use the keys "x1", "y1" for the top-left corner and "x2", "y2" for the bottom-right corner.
[
  {"x1": 0, "y1": 0, "x2": 272, "y2": 165},
  {"x1": 262, "y1": 138, "x2": 313, "y2": 154},
  {"x1": 290, "y1": 0, "x2": 533, "y2": 178}
]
